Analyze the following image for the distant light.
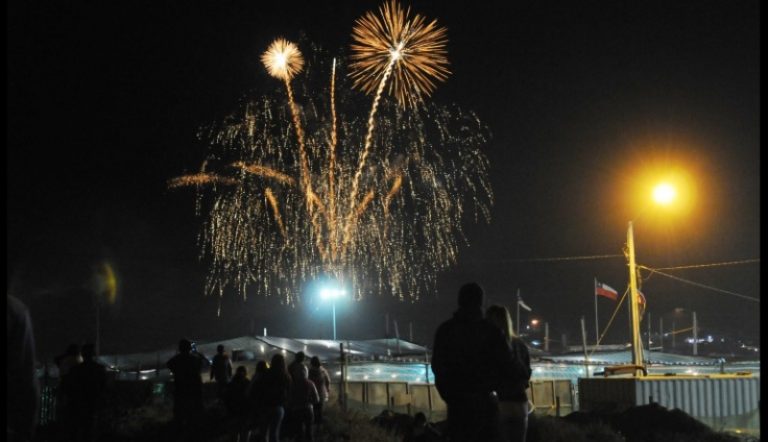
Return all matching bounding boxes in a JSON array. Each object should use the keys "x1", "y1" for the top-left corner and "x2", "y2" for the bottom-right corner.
[
  {"x1": 391, "y1": 374, "x2": 397, "y2": 378},
  {"x1": 530, "y1": 319, "x2": 539, "y2": 326},
  {"x1": 363, "y1": 375, "x2": 369, "y2": 380},
  {"x1": 320, "y1": 288, "x2": 346, "y2": 300},
  {"x1": 375, "y1": 368, "x2": 381, "y2": 374},
  {"x1": 653, "y1": 183, "x2": 677, "y2": 205},
  {"x1": 336, "y1": 371, "x2": 342, "y2": 376}
]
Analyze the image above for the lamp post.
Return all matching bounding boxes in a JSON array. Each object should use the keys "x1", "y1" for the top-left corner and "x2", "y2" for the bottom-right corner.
[{"x1": 320, "y1": 288, "x2": 346, "y2": 340}]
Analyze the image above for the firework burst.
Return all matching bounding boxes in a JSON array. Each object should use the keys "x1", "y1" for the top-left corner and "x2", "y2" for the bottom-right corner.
[
  {"x1": 171, "y1": 5, "x2": 491, "y2": 307},
  {"x1": 261, "y1": 38, "x2": 305, "y2": 80},
  {"x1": 349, "y1": 0, "x2": 450, "y2": 109}
]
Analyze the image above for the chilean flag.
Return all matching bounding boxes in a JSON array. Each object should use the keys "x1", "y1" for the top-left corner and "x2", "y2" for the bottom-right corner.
[
  {"x1": 638, "y1": 290, "x2": 646, "y2": 313},
  {"x1": 595, "y1": 281, "x2": 618, "y2": 300}
]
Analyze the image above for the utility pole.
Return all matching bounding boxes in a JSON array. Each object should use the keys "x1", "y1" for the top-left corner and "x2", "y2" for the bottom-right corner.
[
  {"x1": 516, "y1": 289, "x2": 521, "y2": 337},
  {"x1": 544, "y1": 322, "x2": 550, "y2": 352},
  {"x1": 647, "y1": 311, "x2": 652, "y2": 353},
  {"x1": 692, "y1": 311, "x2": 698, "y2": 356},
  {"x1": 580, "y1": 316, "x2": 589, "y2": 377},
  {"x1": 626, "y1": 221, "x2": 645, "y2": 375},
  {"x1": 659, "y1": 317, "x2": 663, "y2": 352},
  {"x1": 672, "y1": 319, "x2": 676, "y2": 350}
]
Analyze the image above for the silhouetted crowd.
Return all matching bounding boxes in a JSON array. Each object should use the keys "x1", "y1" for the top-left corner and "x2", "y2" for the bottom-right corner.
[
  {"x1": 166, "y1": 341, "x2": 330, "y2": 442},
  {"x1": 8, "y1": 281, "x2": 531, "y2": 442}
]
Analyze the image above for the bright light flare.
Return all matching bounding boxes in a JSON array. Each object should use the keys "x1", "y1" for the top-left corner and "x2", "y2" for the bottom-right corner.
[
  {"x1": 320, "y1": 288, "x2": 346, "y2": 300},
  {"x1": 653, "y1": 182, "x2": 677, "y2": 205}
]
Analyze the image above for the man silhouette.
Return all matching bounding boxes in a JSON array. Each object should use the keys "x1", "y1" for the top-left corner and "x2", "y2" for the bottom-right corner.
[
  {"x1": 432, "y1": 282, "x2": 515, "y2": 442},
  {"x1": 7, "y1": 295, "x2": 39, "y2": 442},
  {"x1": 69, "y1": 343, "x2": 107, "y2": 442},
  {"x1": 210, "y1": 344, "x2": 232, "y2": 397},
  {"x1": 167, "y1": 339, "x2": 210, "y2": 432}
]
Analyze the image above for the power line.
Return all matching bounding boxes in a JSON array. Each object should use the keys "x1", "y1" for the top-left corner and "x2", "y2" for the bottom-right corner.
[
  {"x1": 639, "y1": 266, "x2": 760, "y2": 303},
  {"x1": 487, "y1": 254, "x2": 624, "y2": 263},
  {"x1": 650, "y1": 259, "x2": 760, "y2": 271}
]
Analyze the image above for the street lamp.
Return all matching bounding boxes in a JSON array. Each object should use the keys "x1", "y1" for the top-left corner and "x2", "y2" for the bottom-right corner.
[
  {"x1": 320, "y1": 287, "x2": 346, "y2": 340},
  {"x1": 627, "y1": 181, "x2": 677, "y2": 376}
]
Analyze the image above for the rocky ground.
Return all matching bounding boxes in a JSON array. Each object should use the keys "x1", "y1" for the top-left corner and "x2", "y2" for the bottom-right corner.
[{"x1": 33, "y1": 399, "x2": 758, "y2": 441}]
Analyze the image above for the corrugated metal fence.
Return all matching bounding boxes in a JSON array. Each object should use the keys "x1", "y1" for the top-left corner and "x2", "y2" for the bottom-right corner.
[
  {"x1": 579, "y1": 374, "x2": 760, "y2": 433},
  {"x1": 330, "y1": 379, "x2": 575, "y2": 421}
]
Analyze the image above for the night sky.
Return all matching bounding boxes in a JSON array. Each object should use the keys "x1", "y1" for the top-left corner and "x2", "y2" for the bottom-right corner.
[{"x1": 7, "y1": 0, "x2": 760, "y2": 360}]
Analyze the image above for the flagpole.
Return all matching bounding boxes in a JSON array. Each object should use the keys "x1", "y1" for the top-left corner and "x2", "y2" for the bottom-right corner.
[{"x1": 594, "y1": 277, "x2": 599, "y2": 348}]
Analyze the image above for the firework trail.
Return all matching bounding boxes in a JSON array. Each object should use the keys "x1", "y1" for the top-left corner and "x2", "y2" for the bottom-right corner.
[
  {"x1": 261, "y1": 39, "x2": 317, "y2": 212},
  {"x1": 171, "y1": 3, "x2": 490, "y2": 306},
  {"x1": 328, "y1": 58, "x2": 339, "y2": 260},
  {"x1": 346, "y1": 0, "x2": 450, "y2": 247}
]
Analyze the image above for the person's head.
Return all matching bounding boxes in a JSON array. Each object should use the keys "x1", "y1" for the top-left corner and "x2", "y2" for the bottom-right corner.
[
  {"x1": 414, "y1": 412, "x2": 427, "y2": 426},
  {"x1": 458, "y1": 282, "x2": 484, "y2": 310},
  {"x1": 217, "y1": 344, "x2": 225, "y2": 354},
  {"x1": 485, "y1": 304, "x2": 515, "y2": 339},
  {"x1": 178, "y1": 339, "x2": 193, "y2": 353},
  {"x1": 81, "y1": 343, "x2": 96, "y2": 360},
  {"x1": 310, "y1": 356, "x2": 321, "y2": 368},
  {"x1": 65, "y1": 344, "x2": 81, "y2": 356},
  {"x1": 235, "y1": 365, "x2": 247, "y2": 378},
  {"x1": 294, "y1": 351, "x2": 306, "y2": 364},
  {"x1": 256, "y1": 360, "x2": 269, "y2": 376},
  {"x1": 270, "y1": 354, "x2": 287, "y2": 374}
]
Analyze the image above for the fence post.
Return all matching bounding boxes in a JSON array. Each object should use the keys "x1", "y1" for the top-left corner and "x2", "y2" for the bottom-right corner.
[{"x1": 339, "y1": 342, "x2": 346, "y2": 411}]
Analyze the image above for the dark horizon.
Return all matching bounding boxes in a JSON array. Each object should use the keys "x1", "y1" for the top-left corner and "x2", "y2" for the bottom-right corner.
[{"x1": 7, "y1": 0, "x2": 760, "y2": 361}]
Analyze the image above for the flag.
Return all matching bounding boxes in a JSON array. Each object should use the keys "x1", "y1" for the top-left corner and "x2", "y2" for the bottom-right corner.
[
  {"x1": 517, "y1": 290, "x2": 532, "y2": 311},
  {"x1": 595, "y1": 281, "x2": 618, "y2": 300}
]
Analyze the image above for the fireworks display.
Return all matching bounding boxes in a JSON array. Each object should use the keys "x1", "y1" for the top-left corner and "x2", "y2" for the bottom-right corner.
[{"x1": 171, "y1": 2, "x2": 492, "y2": 306}]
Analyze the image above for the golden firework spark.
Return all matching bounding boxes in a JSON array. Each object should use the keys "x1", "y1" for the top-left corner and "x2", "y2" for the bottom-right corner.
[
  {"x1": 232, "y1": 161, "x2": 296, "y2": 186},
  {"x1": 168, "y1": 173, "x2": 238, "y2": 188},
  {"x1": 261, "y1": 38, "x2": 305, "y2": 80},
  {"x1": 349, "y1": 0, "x2": 450, "y2": 109}
]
